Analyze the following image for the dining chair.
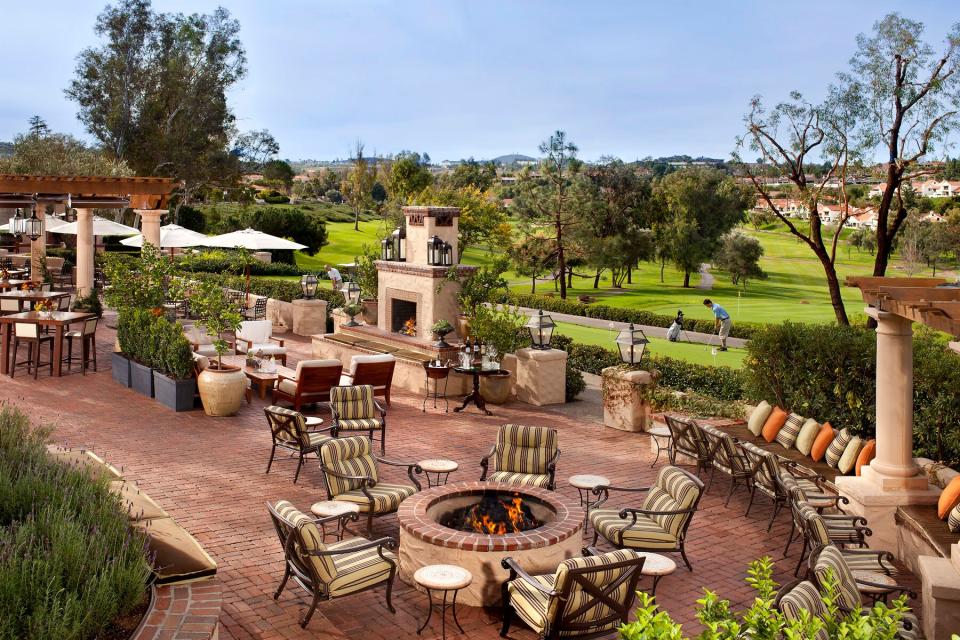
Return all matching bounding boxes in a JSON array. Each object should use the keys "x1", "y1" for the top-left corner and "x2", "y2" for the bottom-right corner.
[
  {"x1": 0, "y1": 299, "x2": 19, "y2": 315},
  {"x1": 12, "y1": 322, "x2": 53, "y2": 379},
  {"x1": 65, "y1": 317, "x2": 98, "y2": 374}
]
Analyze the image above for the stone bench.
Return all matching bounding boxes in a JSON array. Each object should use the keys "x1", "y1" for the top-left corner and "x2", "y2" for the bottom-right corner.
[{"x1": 895, "y1": 504, "x2": 956, "y2": 574}]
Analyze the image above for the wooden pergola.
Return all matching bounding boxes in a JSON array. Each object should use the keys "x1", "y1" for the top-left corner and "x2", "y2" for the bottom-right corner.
[
  {"x1": 849, "y1": 276, "x2": 960, "y2": 340},
  {"x1": 0, "y1": 174, "x2": 179, "y2": 294}
]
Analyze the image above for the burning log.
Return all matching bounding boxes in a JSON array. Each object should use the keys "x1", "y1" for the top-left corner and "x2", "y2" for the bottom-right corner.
[{"x1": 439, "y1": 492, "x2": 541, "y2": 534}]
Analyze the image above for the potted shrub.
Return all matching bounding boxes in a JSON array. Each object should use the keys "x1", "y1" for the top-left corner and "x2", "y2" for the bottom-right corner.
[
  {"x1": 112, "y1": 311, "x2": 133, "y2": 388},
  {"x1": 152, "y1": 318, "x2": 197, "y2": 412},
  {"x1": 470, "y1": 305, "x2": 527, "y2": 404},
  {"x1": 124, "y1": 310, "x2": 158, "y2": 398},
  {"x1": 189, "y1": 280, "x2": 245, "y2": 416},
  {"x1": 354, "y1": 248, "x2": 379, "y2": 325},
  {"x1": 431, "y1": 319, "x2": 454, "y2": 348}
]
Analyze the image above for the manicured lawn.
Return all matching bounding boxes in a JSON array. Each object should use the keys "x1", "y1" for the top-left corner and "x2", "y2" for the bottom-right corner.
[
  {"x1": 296, "y1": 220, "x2": 390, "y2": 270},
  {"x1": 554, "y1": 321, "x2": 746, "y2": 369}
]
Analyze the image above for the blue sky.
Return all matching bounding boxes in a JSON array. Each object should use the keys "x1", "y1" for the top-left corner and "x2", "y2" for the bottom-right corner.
[{"x1": 1, "y1": 1, "x2": 957, "y2": 162}]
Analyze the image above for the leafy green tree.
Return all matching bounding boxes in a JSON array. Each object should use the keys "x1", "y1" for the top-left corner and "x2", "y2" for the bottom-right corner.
[
  {"x1": 27, "y1": 115, "x2": 50, "y2": 138},
  {"x1": 233, "y1": 129, "x2": 278, "y2": 169},
  {"x1": 652, "y1": 167, "x2": 751, "y2": 287},
  {"x1": 748, "y1": 208, "x2": 774, "y2": 230},
  {"x1": 247, "y1": 207, "x2": 327, "y2": 260},
  {"x1": 0, "y1": 122, "x2": 130, "y2": 176},
  {"x1": 387, "y1": 151, "x2": 433, "y2": 202},
  {"x1": 67, "y1": 0, "x2": 246, "y2": 202},
  {"x1": 414, "y1": 184, "x2": 511, "y2": 254},
  {"x1": 341, "y1": 140, "x2": 377, "y2": 230},
  {"x1": 441, "y1": 158, "x2": 498, "y2": 190},
  {"x1": 262, "y1": 159, "x2": 295, "y2": 191},
  {"x1": 713, "y1": 231, "x2": 766, "y2": 288},
  {"x1": 508, "y1": 232, "x2": 556, "y2": 293},
  {"x1": 325, "y1": 188, "x2": 343, "y2": 204}
]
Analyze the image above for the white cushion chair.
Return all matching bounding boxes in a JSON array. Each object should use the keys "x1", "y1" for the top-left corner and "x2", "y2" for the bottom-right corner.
[
  {"x1": 185, "y1": 325, "x2": 221, "y2": 357},
  {"x1": 235, "y1": 320, "x2": 287, "y2": 365}
]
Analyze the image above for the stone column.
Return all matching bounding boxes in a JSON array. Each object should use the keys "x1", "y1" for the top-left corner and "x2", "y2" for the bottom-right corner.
[
  {"x1": 515, "y1": 348, "x2": 567, "y2": 406},
  {"x1": 75, "y1": 208, "x2": 95, "y2": 297},
  {"x1": 137, "y1": 209, "x2": 164, "y2": 251},
  {"x1": 292, "y1": 298, "x2": 328, "y2": 336},
  {"x1": 29, "y1": 205, "x2": 46, "y2": 284},
  {"x1": 601, "y1": 366, "x2": 658, "y2": 432}
]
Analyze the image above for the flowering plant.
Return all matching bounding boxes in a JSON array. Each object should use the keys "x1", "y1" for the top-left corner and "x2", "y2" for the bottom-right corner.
[{"x1": 34, "y1": 300, "x2": 53, "y2": 313}]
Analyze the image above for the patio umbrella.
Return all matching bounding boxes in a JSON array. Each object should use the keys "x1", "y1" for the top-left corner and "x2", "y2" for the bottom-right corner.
[
  {"x1": 204, "y1": 228, "x2": 307, "y2": 293},
  {"x1": 49, "y1": 216, "x2": 139, "y2": 236},
  {"x1": 119, "y1": 224, "x2": 209, "y2": 249}
]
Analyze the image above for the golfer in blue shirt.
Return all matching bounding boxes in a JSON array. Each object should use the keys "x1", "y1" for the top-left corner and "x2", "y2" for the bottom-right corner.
[{"x1": 703, "y1": 298, "x2": 731, "y2": 351}]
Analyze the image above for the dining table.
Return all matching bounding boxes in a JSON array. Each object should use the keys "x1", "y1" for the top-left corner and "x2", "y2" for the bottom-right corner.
[
  {"x1": 0, "y1": 311, "x2": 96, "y2": 377},
  {"x1": 0, "y1": 279, "x2": 33, "y2": 291},
  {"x1": 0, "y1": 290, "x2": 70, "y2": 312}
]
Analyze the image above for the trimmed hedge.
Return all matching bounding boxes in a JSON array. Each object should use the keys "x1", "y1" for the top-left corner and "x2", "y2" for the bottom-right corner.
[
  {"x1": 176, "y1": 251, "x2": 303, "y2": 276},
  {"x1": 0, "y1": 406, "x2": 151, "y2": 639},
  {"x1": 187, "y1": 272, "x2": 345, "y2": 306},
  {"x1": 503, "y1": 292, "x2": 761, "y2": 340}
]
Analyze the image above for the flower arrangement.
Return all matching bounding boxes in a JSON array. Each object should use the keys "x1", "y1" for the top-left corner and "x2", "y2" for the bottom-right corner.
[{"x1": 34, "y1": 300, "x2": 54, "y2": 316}]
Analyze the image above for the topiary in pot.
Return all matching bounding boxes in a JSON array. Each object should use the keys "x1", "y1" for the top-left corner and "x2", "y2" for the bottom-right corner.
[{"x1": 187, "y1": 279, "x2": 245, "y2": 416}]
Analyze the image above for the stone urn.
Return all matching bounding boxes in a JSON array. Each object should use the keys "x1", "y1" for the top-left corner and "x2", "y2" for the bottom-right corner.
[
  {"x1": 362, "y1": 298, "x2": 378, "y2": 325},
  {"x1": 481, "y1": 369, "x2": 512, "y2": 404},
  {"x1": 455, "y1": 313, "x2": 471, "y2": 341},
  {"x1": 197, "y1": 363, "x2": 247, "y2": 417}
]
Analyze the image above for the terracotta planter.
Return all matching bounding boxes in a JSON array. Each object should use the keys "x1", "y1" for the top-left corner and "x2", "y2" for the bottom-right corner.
[
  {"x1": 362, "y1": 299, "x2": 378, "y2": 325},
  {"x1": 481, "y1": 370, "x2": 512, "y2": 404},
  {"x1": 197, "y1": 364, "x2": 247, "y2": 417},
  {"x1": 455, "y1": 314, "x2": 471, "y2": 341}
]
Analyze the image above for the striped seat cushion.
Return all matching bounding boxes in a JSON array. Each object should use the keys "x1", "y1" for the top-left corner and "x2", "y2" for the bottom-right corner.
[
  {"x1": 307, "y1": 432, "x2": 331, "y2": 447},
  {"x1": 812, "y1": 545, "x2": 861, "y2": 609},
  {"x1": 274, "y1": 500, "x2": 337, "y2": 583},
  {"x1": 590, "y1": 509, "x2": 679, "y2": 549},
  {"x1": 320, "y1": 437, "x2": 378, "y2": 496},
  {"x1": 778, "y1": 580, "x2": 829, "y2": 640},
  {"x1": 331, "y1": 385, "x2": 378, "y2": 419},
  {"x1": 507, "y1": 572, "x2": 557, "y2": 634},
  {"x1": 495, "y1": 424, "x2": 558, "y2": 475},
  {"x1": 644, "y1": 466, "x2": 701, "y2": 536},
  {"x1": 336, "y1": 418, "x2": 383, "y2": 431},
  {"x1": 334, "y1": 482, "x2": 415, "y2": 514},
  {"x1": 840, "y1": 551, "x2": 898, "y2": 574},
  {"x1": 487, "y1": 471, "x2": 552, "y2": 489},
  {"x1": 775, "y1": 413, "x2": 805, "y2": 449},
  {"x1": 825, "y1": 428, "x2": 853, "y2": 469},
  {"x1": 327, "y1": 537, "x2": 396, "y2": 597}
]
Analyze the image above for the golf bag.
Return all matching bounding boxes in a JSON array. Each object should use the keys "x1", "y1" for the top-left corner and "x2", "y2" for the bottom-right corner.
[{"x1": 667, "y1": 310, "x2": 684, "y2": 342}]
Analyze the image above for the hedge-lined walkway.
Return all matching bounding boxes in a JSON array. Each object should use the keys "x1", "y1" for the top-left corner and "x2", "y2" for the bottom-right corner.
[{"x1": 1, "y1": 324, "x2": 920, "y2": 639}]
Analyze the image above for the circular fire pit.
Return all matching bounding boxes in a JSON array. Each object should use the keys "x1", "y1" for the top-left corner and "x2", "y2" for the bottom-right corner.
[{"x1": 397, "y1": 481, "x2": 583, "y2": 606}]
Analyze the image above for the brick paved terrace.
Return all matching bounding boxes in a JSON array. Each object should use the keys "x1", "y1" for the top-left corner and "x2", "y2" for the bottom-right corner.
[{"x1": 2, "y1": 323, "x2": 921, "y2": 640}]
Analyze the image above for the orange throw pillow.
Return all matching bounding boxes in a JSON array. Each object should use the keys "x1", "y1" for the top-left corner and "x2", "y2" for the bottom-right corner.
[
  {"x1": 761, "y1": 407, "x2": 789, "y2": 443},
  {"x1": 855, "y1": 440, "x2": 876, "y2": 476},
  {"x1": 810, "y1": 423, "x2": 836, "y2": 462},
  {"x1": 938, "y1": 476, "x2": 960, "y2": 520}
]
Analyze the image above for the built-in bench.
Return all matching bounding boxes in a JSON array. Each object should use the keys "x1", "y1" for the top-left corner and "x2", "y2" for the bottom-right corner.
[
  {"x1": 718, "y1": 420, "x2": 843, "y2": 485},
  {"x1": 895, "y1": 504, "x2": 956, "y2": 575},
  {"x1": 324, "y1": 333, "x2": 433, "y2": 364}
]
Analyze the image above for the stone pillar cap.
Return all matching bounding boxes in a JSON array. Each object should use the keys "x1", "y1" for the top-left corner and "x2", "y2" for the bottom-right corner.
[{"x1": 516, "y1": 347, "x2": 568, "y2": 361}]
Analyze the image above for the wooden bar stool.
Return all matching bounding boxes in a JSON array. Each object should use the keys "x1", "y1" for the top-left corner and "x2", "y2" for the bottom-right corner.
[
  {"x1": 12, "y1": 322, "x2": 53, "y2": 379},
  {"x1": 65, "y1": 317, "x2": 98, "y2": 374}
]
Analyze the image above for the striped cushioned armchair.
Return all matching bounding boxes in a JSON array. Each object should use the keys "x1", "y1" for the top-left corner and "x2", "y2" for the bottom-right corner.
[
  {"x1": 318, "y1": 436, "x2": 421, "y2": 535},
  {"x1": 264, "y1": 405, "x2": 333, "y2": 483},
  {"x1": 330, "y1": 385, "x2": 387, "y2": 454},
  {"x1": 480, "y1": 424, "x2": 560, "y2": 490},
  {"x1": 590, "y1": 465, "x2": 705, "y2": 571},
  {"x1": 267, "y1": 500, "x2": 398, "y2": 628}
]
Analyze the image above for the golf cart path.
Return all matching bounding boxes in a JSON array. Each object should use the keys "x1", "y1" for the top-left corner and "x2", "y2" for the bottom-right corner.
[{"x1": 508, "y1": 304, "x2": 749, "y2": 349}]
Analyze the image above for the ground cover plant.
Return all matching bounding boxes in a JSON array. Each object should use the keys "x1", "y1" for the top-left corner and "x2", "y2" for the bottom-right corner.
[{"x1": 0, "y1": 406, "x2": 151, "y2": 639}]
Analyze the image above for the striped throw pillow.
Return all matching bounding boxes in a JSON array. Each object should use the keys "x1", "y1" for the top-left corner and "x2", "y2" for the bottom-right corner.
[
  {"x1": 949, "y1": 503, "x2": 960, "y2": 533},
  {"x1": 775, "y1": 413, "x2": 805, "y2": 449},
  {"x1": 825, "y1": 428, "x2": 853, "y2": 468}
]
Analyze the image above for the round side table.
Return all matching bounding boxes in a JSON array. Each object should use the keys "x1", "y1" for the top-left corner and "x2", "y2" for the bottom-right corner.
[
  {"x1": 304, "y1": 416, "x2": 324, "y2": 431},
  {"x1": 568, "y1": 474, "x2": 610, "y2": 530},
  {"x1": 648, "y1": 424, "x2": 672, "y2": 467},
  {"x1": 635, "y1": 551, "x2": 677, "y2": 596},
  {"x1": 414, "y1": 564, "x2": 472, "y2": 639},
  {"x1": 310, "y1": 500, "x2": 359, "y2": 541},
  {"x1": 419, "y1": 458, "x2": 459, "y2": 487}
]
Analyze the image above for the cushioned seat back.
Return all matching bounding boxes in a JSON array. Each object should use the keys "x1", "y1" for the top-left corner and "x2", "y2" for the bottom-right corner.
[
  {"x1": 349, "y1": 355, "x2": 395, "y2": 388},
  {"x1": 797, "y1": 503, "x2": 831, "y2": 547},
  {"x1": 812, "y1": 545, "x2": 861, "y2": 609},
  {"x1": 777, "y1": 581, "x2": 829, "y2": 640},
  {"x1": 296, "y1": 360, "x2": 343, "y2": 393},
  {"x1": 739, "y1": 441, "x2": 778, "y2": 492},
  {"x1": 238, "y1": 320, "x2": 272, "y2": 343},
  {"x1": 320, "y1": 436, "x2": 378, "y2": 495},
  {"x1": 495, "y1": 424, "x2": 558, "y2": 475},
  {"x1": 331, "y1": 385, "x2": 377, "y2": 420},
  {"x1": 643, "y1": 466, "x2": 702, "y2": 536},
  {"x1": 265, "y1": 405, "x2": 310, "y2": 448},
  {"x1": 700, "y1": 425, "x2": 743, "y2": 472},
  {"x1": 666, "y1": 415, "x2": 703, "y2": 460},
  {"x1": 271, "y1": 500, "x2": 337, "y2": 583},
  {"x1": 551, "y1": 549, "x2": 644, "y2": 632}
]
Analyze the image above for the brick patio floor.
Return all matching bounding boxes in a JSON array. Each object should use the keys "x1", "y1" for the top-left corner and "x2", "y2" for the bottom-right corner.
[{"x1": 1, "y1": 324, "x2": 921, "y2": 640}]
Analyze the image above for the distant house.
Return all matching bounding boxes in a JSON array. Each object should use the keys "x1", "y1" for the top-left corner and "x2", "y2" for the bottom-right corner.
[
  {"x1": 921, "y1": 211, "x2": 946, "y2": 223},
  {"x1": 819, "y1": 204, "x2": 845, "y2": 225},
  {"x1": 758, "y1": 198, "x2": 809, "y2": 219},
  {"x1": 845, "y1": 207, "x2": 878, "y2": 230},
  {"x1": 869, "y1": 183, "x2": 887, "y2": 198},
  {"x1": 915, "y1": 180, "x2": 960, "y2": 198}
]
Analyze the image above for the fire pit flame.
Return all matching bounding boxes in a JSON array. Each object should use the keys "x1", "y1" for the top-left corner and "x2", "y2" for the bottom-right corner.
[
  {"x1": 400, "y1": 318, "x2": 417, "y2": 336},
  {"x1": 440, "y1": 492, "x2": 541, "y2": 534}
]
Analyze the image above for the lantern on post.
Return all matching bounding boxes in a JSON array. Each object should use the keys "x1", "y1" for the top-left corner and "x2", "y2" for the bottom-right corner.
[
  {"x1": 391, "y1": 226, "x2": 406, "y2": 262},
  {"x1": 340, "y1": 281, "x2": 361, "y2": 305},
  {"x1": 380, "y1": 235, "x2": 394, "y2": 261},
  {"x1": 526, "y1": 309, "x2": 555, "y2": 350},
  {"x1": 427, "y1": 235, "x2": 453, "y2": 266},
  {"x1": 25, "y1": 206, "x2": 44, "y2": 241},
  {"x1": 615, "y1": 323, "x2": 650, "y2": 366},
  {"x1": 299, "y1": 273, "x2": 318, "y2": 299}
]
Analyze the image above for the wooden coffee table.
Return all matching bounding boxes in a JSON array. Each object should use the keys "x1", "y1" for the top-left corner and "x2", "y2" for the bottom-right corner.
[{"x1": 221, "y1": 356, "x2": 295, "y2": 399}]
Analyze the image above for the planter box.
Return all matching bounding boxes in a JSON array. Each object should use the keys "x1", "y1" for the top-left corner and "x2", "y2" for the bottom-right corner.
[
  {"x1": 153, "y1": 371, "x2": 196, "y2": 412},
  {"x1": 130, "y1": 361, "x2": 155, "y2": 398},
  {"x1": 111, "y1": 352, "x2": 131, "y2": 388}
]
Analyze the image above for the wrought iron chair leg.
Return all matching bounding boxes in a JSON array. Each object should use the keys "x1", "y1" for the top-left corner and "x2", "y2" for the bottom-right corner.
[
  {"x1": 744, "y1": 486, "x2": 756, "y2": 517},
  {"x1": 273, "y1": 566, "x2": 291, "y2": 599},
  {"x1": 294, "y1": 455, "x2": 304, "y2": 483},
  {"x1": 266, "y1": 445, "x2": 276, "y2": 474},
  {"x1": 300, "y1": 591, "x2": 320, "y2": 628},
  {"x1": 680, "y1": 546, "x2": 693, "y2": 572},
  {"x1": 385, "y1": 570, "x2": 396, "y2": 614}
]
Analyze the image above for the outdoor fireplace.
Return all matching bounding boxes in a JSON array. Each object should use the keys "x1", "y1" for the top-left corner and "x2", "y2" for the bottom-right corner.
[
  {"x1": 391, "y1": 299, "x2": 417, "y2": 335},
  {"x1": 398, "y1": 481, "x2": 583, "y2": 606}
]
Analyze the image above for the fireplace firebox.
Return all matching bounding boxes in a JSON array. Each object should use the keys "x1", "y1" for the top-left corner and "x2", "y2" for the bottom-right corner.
[{"x1": 391, "y1": 299, "x2": 417, "y2": 335}]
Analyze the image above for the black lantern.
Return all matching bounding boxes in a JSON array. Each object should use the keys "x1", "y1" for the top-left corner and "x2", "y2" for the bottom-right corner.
[
  {"x1": 300, "y1": 273, "x2": 318, "y2": 299},
  {"x1": 427, "y1": 235, "x2": 447, "y2": 265},
  {"x1": 25, "y1": 206, "x2": 44, "y2": 241},
  {"x1": 391, "y1": 226, "x2": 406, "y2": 262},
  {"x1": 616, "y1": 323, "x2": 650, "y2": 366},
  {"x1": 526, "y1": 309, "x2": 555, "y2": 349},
  {"x1": 10, "y1": 209, "x2": 24, "y2": 236},
  {"x1": 381, "y1": 236, "x2": 394, "y2": 261},
  {"x1": 340, "y1": 281, "x2": 361, "y2": 305}
]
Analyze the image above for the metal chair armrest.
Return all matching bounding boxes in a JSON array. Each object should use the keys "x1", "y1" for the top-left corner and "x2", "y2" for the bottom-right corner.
[{"x1": 500, "y1": 558, "x2": 559, "y2": 597}]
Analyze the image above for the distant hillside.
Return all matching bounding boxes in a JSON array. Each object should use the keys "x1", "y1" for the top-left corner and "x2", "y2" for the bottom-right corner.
[
  {"x1": 0, "y1": 141, "x2": 13, "y2": 158},
  {"x1": 491, "y1": 154, "x2": 537, "y2": 165}
]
